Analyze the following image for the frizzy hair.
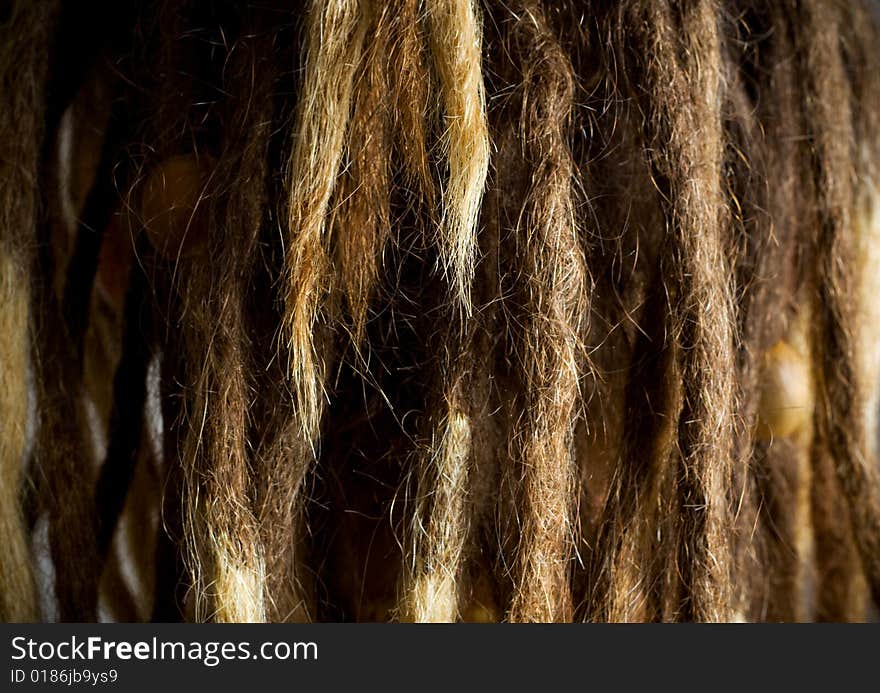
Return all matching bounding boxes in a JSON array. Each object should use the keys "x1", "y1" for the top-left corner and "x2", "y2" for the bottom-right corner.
[{"x1": 2, "y1": 0, "x2": 880, "y2": 623}]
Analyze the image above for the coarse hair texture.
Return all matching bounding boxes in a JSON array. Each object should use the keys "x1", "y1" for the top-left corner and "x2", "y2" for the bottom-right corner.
[
  {"x1": 3, "y1": 0, "x2": 880, "y2": 623},
  {"x1": 0, "y1": 0, "x2": 56, "y2": 623}
]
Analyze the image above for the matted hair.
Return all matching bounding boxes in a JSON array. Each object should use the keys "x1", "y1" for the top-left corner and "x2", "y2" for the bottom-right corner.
[{"x1": 2, "y1": 0, "x2": 880, "y2": 623}]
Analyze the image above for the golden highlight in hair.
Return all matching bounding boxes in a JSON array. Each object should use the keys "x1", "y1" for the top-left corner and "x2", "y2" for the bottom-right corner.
[
  {"x1": 284, "y1": 0, "x2": 367, "y2": 440},
  {"x1": 425, "y1": 0, "x2": 490, "y2": 310}
]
